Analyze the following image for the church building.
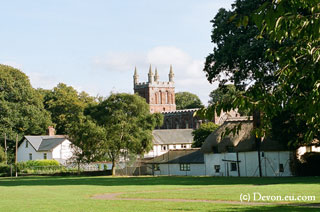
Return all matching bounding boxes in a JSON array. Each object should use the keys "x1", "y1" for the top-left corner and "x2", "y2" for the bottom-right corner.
[{"x1": 133, "y1": 65, "x2": 239, "y2": 130}]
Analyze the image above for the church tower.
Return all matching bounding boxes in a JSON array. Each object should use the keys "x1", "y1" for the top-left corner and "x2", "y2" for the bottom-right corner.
[{"x1": 133, "y1": 65, "x2": 176, "y2": 113}]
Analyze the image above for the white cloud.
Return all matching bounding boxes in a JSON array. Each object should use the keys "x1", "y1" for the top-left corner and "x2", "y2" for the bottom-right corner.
[
  {"x1": 93, "y1": 52, "x2": 145, "y2": 72},
  {"x1": 27, "y1": 72, "x2": 59, "y2": 90},
  {"x1": 1, "y1": 61, "x2": 23, "y2": 70}
]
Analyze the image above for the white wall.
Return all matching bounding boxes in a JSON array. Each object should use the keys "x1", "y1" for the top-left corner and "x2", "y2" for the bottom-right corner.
[
  {"x1": 17, "y1": 139, "x2": 73, "y2": 165},
  {"x1": 154, "y1": 163, "x2": 205, "y2": 176},
  {"x1": 204, "y1": 151, "x2": 292, "y2": 177},
  {"x1": 297, "y1": 146, "x2": 320, "y2": 159},
  {"x1": 17, "y1": 139, "x2": 52, "y2": 162},
  {"x1": 52, "y1": 140, "x2": 73, "y2": 164},
  {"x1": 144, "y1": 143, "x2": 192, "y2": 158}
]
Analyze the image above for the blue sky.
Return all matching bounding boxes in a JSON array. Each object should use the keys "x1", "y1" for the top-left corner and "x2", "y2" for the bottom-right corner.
[{"x1": 1, "y1": 0, "x2": 234, "y2": 105}]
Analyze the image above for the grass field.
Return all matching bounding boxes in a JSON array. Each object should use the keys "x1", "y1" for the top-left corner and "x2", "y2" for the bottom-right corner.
[{"x1": 0, "y1": 176, "x2": 319, "y2": 211}]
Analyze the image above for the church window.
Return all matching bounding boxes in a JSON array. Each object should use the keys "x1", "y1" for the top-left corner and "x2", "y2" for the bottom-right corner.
[
  {"x1": 165, "y1": 91, "x2": 168, "y2": 104},
  {"x1": 159, "y1": 91, "x2": 162, "y2": 104}
]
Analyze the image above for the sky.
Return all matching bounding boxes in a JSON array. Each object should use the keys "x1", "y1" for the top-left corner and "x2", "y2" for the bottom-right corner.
[{"x1": 1, "y1": 0, "x2": 235, "y2": 105}]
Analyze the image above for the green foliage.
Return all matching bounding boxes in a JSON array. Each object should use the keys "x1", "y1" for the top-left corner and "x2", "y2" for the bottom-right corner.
[
  {"x1": 42, "y1": 83, "x2": 97, "y2": 134},
  {"x1": 86, "y1": 93, "x2": 163, "y2": 175},
  {"x1": 18, "y1": 159, "x2": 60, "y2": 168},
  {"x1": 203, "y1": 0, "x2": 320, "y2": 146},
  {"x1": 175, "y1": 92, "x2": 203, "y2": 110},
  {"x1": 0, "y1": 163, "x2": 10, "y2": 176},
  {"x1": 0, "y1": 146, "x2": 5, "y2": 163},
  {"x1": 0, "y1": 64, "x2": 52, "y2": 139},
  {"x1": 252, "y1": 0, "x2": 320, "y2": 144},
  {"x1": 192, "y1": 122, "x2": 219, "y2": 147},
  {"x1": 68, "y1": 118, "x2": 107, "y2": 164}
]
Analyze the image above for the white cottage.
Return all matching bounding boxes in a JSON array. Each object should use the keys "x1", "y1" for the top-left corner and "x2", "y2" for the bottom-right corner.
[
  {"x1": 148, "y1": 149, "x2": 205, "y2": 176},
  {"x1": 201, "y1": 118, "x2": 293, "y2": 177},
  {"x1": 144, "y1": 129, "x2": 194, "y2": 158},
  {"x1": 17, "y1": 127, "x2": 73, "y2": 164}
]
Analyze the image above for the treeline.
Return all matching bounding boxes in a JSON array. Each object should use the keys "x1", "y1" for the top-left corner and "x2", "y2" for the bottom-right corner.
[{"x1": 0, "y1": 65, "x2": 163, "y2": 175}]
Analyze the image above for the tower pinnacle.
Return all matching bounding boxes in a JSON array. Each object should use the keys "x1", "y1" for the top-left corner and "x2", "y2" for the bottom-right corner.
[
  {"x1": 154, "y1": 67, "x2": 159, "y2": 82},
  {"x1": 148, "y1": 64, "x2": 154, "y2": 83},
  {"x1": 169, "y1": 65, "x2": 174, "y2": 82},
  {"x1": 133, "y1": 66, "x2": 139, "y2": 85}
]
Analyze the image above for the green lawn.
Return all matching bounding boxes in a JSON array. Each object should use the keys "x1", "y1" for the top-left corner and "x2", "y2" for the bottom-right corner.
[{"x1": 0, "y1": 176, "x2": 319, "y2": 211}]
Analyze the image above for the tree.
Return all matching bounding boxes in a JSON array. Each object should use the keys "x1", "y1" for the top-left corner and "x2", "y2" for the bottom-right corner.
[
  {"x1": 201, "y1": 0, "x2": 319, "y2": 148},
  {"x1": 175, "y1": 92, "x2": 203, "y2": 110},
  {"x1": 209, "y1": 85, "x2": 249, "y2": 116},
  {"x1": 0, "y1": 65, "x2": 52, "y2": 139},
  {"x1": 68, "y1": 118, "x2": 107, "y2": 173},
  {"x1": 42, "y1": 83, "x2": 96, "y2": 134},
  {"x1": 0, "y1": 146, "x2": 5, "y2": 163},
  {"x1": 252, "y1": 0, "x2": 320, "y2": 144},
  {"x1": 192, "y1": 122, "x2": 219, "y2": 148},
  {"x1": 86, "y1": 93, "x2": 163, "y2": 175}
]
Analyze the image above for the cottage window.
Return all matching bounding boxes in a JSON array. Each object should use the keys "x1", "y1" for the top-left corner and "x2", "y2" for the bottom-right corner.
[
  {"x1": 29, "y1": 153, "x2": 32, "y2": 160},
  {"x1": 181, "y1": 144, "x2": 187, "y2": 149},
  {"x1": 279, "y1": 164, "x2": 284, "y2": 172},
  {"x1": 230, "y1": 162, "x2": 237, "y2": 171},
  {"x1": 180, "y1": 163, "x2": 190, "y2": 171},
  {"x1": 153, "y1": 164, "x2": 160, "y2": 171},
  {"x1": 173, "y1": 145, "x2": 176, "y2": 149},
  {"x1": 25, "y1": 141, "x2": 28, "y2": 148},
  {"x1": 43, "y1": 153, "x2": 47, "y2": 159},
  {"x1": 214, "y1": 165, "x2": 220, "y2": 173}
]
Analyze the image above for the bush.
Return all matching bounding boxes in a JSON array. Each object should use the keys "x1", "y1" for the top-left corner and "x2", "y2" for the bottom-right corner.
[
  {"x1": 293, "y1": 152, "x2": 320, "y2": 176},
  {"x1": 0, "y1": 163, "x2": 10, "y2": 176},
  {"x1": 18, "y1": 159, "x2": 60, "y2": 168}
]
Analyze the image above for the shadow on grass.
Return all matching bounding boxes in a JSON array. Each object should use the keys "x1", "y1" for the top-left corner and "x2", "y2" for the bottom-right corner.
[
  {"x1": 0, "y1": 176, "x2": 319, "y2": 187},
  {"x1": 226, "y1": 204, "x2": 319, "y2": 211}
]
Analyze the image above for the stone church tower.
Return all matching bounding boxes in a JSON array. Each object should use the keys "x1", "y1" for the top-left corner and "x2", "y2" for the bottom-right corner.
[{"x1": 134, "y1": 65, "x2": 176, "y2": 113}]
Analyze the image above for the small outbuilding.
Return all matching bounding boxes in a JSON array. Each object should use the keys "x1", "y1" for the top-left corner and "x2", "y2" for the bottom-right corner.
[
  {"x1": 201, "y1": 118, "x2": 292, "y2": 177},
  {"x1": 148, "y1": 149, "x2": 205, "y2": 176}
]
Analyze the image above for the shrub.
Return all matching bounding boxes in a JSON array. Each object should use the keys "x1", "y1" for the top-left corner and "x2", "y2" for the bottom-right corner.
[
  {"x1": 0, "y1": 163, "x2": 10, "y2": 176},
  {"x1": 293, "y1": 152, "x2": 320, "y2": 176}
]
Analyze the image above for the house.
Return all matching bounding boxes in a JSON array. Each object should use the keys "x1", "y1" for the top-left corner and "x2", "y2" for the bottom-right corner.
[
  {"x1": 17, "y1": 127, "x2": 73, "y2": 165},
  {"x1": 201, "y1": 118, "x2": 293, "y2": 177},
  {"x1": 144, "y1": 129, "x2": 194, "y2": 158},
  {"x1": 147, "y1": 149, "x2": 205, "y2": 176}
]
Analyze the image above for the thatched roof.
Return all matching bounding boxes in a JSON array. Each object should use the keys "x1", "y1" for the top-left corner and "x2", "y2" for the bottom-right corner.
[
  {"x1": 148, "y1": 149, "x2": 204, "y2": 164},
  {"x1": 201, "y1": 119, "x2": 287, "y2": 153},
  {"x1": 152, "y1": 129, "x2": 193, "y2": 145}
]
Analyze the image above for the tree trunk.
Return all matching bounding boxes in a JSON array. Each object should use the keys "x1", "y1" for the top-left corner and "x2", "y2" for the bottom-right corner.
[
  {"x1": 77, "y1": 162, "x2": 81, "y2": 175},
  {"x1": 253, "y1": 109, "x2": 262, "y2": 177},
  {"x1": 111, "y1": 159, "x2": 116, "y2": 176}
]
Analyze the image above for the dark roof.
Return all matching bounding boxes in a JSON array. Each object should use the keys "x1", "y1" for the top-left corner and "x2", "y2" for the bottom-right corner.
[
  {"x1": 152, "y1": 129, "x2": 193, "y2": 145},
  {"x1": 201, "y1": 119, "x2": 287, "y2": 153},
  {"x1": 38, "y1": 138, "x2": 66, "y2": 151},
  {"x1": 148, "y1": 149, "x2": 204, "y2": 164},
  {"x1": 24, "y1": 135, "x2": 67, "y2": 151}
]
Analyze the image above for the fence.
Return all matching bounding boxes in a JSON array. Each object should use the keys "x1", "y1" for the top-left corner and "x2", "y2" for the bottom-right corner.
[{"x1": 0, "y1": 163, "x2": 111, "y2": 177}]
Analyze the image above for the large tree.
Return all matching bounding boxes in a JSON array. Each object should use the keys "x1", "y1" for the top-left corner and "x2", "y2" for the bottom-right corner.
[
  {"x1": 86, "y1": 93, "x2": 163, "y2": 175},
  {"x1": 175, "y1": 92, "x2": 203, "y2": 110},
  {"x1": 0, "y1": 65, "x2": 52, "y2": 139},
  {"x1": 68, "y1": 118, "x2": 107, "y2": 173},
  {"x1": 202, "y1": 0, "x2": 319, "y2": 147},
  {"x1": 41, "y1": 83, "x2": 96, "y2": 135},
  {"x1": 252, "y1": 0, "x2": 320, "y2": 144}
]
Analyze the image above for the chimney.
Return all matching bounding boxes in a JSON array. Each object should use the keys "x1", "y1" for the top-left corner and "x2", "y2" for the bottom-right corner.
[{"x1": 47, "y1": 126, "x2": 55, "y2": 136}]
